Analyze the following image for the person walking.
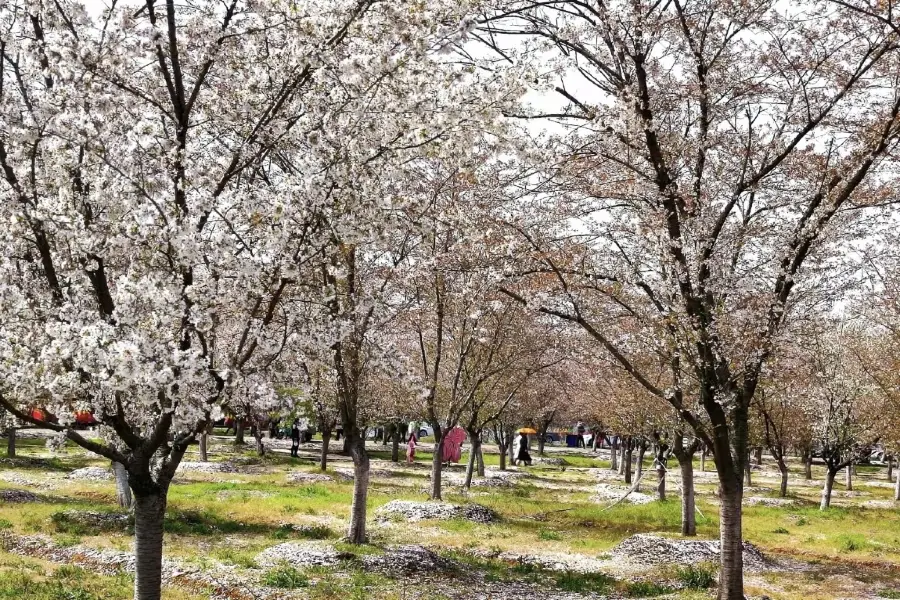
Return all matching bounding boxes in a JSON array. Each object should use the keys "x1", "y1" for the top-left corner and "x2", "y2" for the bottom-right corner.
[
  {"x1": 515, "y1": 432, "x2": 532, "y2": 466},
  {"x1": 406, "y1": 432, "x2": 417, "y2": 464},
  {"x1": 290, "y1": 419, "x2": 301, "y2": 458}
]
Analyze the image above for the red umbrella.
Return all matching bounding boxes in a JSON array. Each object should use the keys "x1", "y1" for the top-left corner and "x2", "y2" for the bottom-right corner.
[
  {"x1": 74, "y1": 411, "x2": 96, "y2": 425},
  {"x1": 30, "y1": 408, "x2": 47, "y2": 422}
]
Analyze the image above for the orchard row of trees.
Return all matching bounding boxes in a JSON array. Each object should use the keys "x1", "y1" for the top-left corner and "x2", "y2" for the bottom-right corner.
[{"x1": 2, "y1": 1, "x2": 900, "y2": 600}]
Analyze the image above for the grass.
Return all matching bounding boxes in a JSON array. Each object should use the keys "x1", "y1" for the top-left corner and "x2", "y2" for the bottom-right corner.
[
  {"x1": 0, "y1": 552, "x2": 205, "y2": 600},
  {"x1": 261, "y1": 564, "x2": 309, "y2": 588},
  {"x1": 3, "y1": 436, "x2": 900, "y2": 600}
]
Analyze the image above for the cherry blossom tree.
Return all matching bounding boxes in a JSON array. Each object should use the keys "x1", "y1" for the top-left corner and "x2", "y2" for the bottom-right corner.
[{"x1": 477, "y1": 1, "x2": 900, "y2": 595}]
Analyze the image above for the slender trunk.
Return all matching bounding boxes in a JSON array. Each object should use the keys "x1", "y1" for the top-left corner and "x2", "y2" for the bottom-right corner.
[
  {"x1": 133, "y1": 491, "x2": 167, "y2": 600},
  {"x1": 476, "y1": 444, "x2": 485, "y2": 476},
  {"x1": 754, "y1": 447, "x2": 762, "y2": 465},
  {"x1": 894, "y1": 463, "x2": 900, "y2": 501},
  {"x1": 679, "y1": 457, "x2": 696, "y2": 536},
  {"x1": 743, "y1": 457, "x2": 751, "y2": 487},
  {"x1": 538, "y1": 434, "x2": 546, "y2": 456},
  {"x1": 113, "y1": 462, "x2": 133, "y2": 509},
  {"x1": 624, "y1": 444, "x2": 634, "y2": 484},
  {"x1": 635, "y1": 445, "x2": 646, "y2": 492},
  {"x1": 887, "y1": 455, "x2": 893, "y2": 482},
  {"x1": 820, "y1": 469, "x2": 837, "y2": 510},
  {"x1": 391, "y1": 426, "x2": 400, "y2": 463},
  {"x1": 619, "y1": 441, "x2": 627, "y2": 475},
  {"x1": 253, "y1": 422, "x2": 266, "y2": 457},
  {"x1": 508, "y1": 436, "x2": 515, "y2": 464},
  {"x1": 6, "y1": 427, "x2": 14, "y2": 458},
  {"x1": 656, "y1": 465, "x2": 666, "y2": 500},
  {"x1": 700, "y1": 446, "x2": 706, "y2": 472},
  {"x1": 464, "y1": 438, "x2": 479, "y2": 489},
  {"x1": 431, "y1": 438, "x2": 444, "y2": 500},
  {"x1": 320, "y1": 429, "x2": 331, "y2": 472},
  {"x1": 499, "y1": 442, "x2": 507, "y2": 471},
  {"x1": 199, "y1": 432, "x2": 208, "y2": 462},
  {"x1": 717, "y1": 487, "x2": 744, "y2": 600},
  {"x1": 804, "y1": 451, "x2": 813, "y2": 480},
  {"x1": 234, "y1": 420, "x2": 245, "y2": 445},
  {"x1": 346, "y1": 434, "x2": 369, "y2": 544},
  {"x1": 382, "y1": 426, "x2": 388, "y2": 446},
  {"x1": 610, "y1": 439, "x2": 618, "y2": 471},
  {"x1": 845, "y1": 464, "x2": 853, "y2": 491},
  {"x1": 592, "y1": 433, "x2": 599, "y2": 452},
  {"x1": 777, "y1": 457, "x2": 788, "y2": 498}
]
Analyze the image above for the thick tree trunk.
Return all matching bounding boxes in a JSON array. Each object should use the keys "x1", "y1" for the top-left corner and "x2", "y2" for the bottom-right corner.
[
  {"x1": 718, "y1": 487, "x2": 744, "y2": 600},
  {"x1": 234, "y1": 420, "x2": 245, "y2": 445},
  {"x1": 133, "y1": 491, "x2": 167, "y2": 600},
  {"x1": 320, "y1": 429, "x2": 331, "y2": 472},
  {"x1": 820, "y1": 469, "x2": 837, "y2": 510},
  {"x1": 624, "y1": 444, "x2": 634, "y2": 484},
  {"x1": 113, "y1": 462, "x2": 133, "y2": 509},
  {"x1": 430, "y1": 438, "x2": 444, "y2": 500},
  {"x1": 679, "y1": 457, "x2": 696, "y2": 536},
  {"x1": 346, "y1": 435, "x2": 369, "y2": 543},
  {"x1": 610, "y1": 439, "x2": 618, "y2": 471},
  {"x1": 464, "y1": 438, "x2": 480, "y2": 489},
  {"x1": 6, "y1": 427, "x2": 14, "y2": 458},
  {"x1": 804, "y1": 451, "x2": 813, "y2": 480},
  {"x1": 845, "y1": 464, "x2": 853, "y2": 491},
  {"x1": 777, "y1": 457, "x2": 788, "y2": 498}
]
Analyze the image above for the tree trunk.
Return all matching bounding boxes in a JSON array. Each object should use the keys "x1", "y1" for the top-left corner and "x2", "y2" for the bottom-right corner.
[
  {"x1": 610, "y1": 439, "x2": 618, "y2": 471},
  {"x1": 718, "y1": 487, "x2": 744, "y2": 600},
  {"x1": 656, "y1": 465, "x2": 666, "y2": 500},
  {"x1": 498, "y1": 443, "x2": 507, "y2": 471},
  {"x1": 887, "y1": 455, "x2": 893, "y2": 482},
  {"x1": 700, "y1": 446, "x2": 706, "y2": 472},
  {"x1": 133, "y1": 491, "x2": 167, "y2": 600},
  {"x1": 464, "y1": 438, "x2": 480, "y2": 489},
  {"x1": 592, "y1": 432, "x2": 599, "y2": 452},
  {"x1": 508, "y1": 436, "x2": 515, "y2": 464},
  {"x1": 624, "y1": 444, "x2": 634, "y2": 484},
  {"x1": 894, "y1": 464, "x2": 900, "y2": 501},
  {"x1": 234, "y1": 420, "x2": 245, "y2": 445},
  {"x1": 346, "y1": 434, "x2": 369, "y2": 543},
  {"x1": 199, "y1": 432, "x2": 208, "y2": 462},
  {"x1": 320, "y1": 428, "x2": 331, "y2": 472},
  {"x1": 804, "y1": 451, "x2": 813, "y2": 480},
  {"x1": 777, "y1": 457, "x2": 788, "y2": 498},
  {"x1": 679, "y1": 457, "x2": 696, "y2": 536},
  {"x1": 430, "y1": 438, "x2": 444, "y2": 500},
  {"x1": 391, "y1": 426, "x2": 400, "y2": 463},
  {"x1": 538, "y1": 434, "x2": 546, "y2": 456},
  {"x1": 845, "y1": 464, "x2": 853, "y2": 491},
  {"x1": 476, "y1": 443, "x2": 485, "y2": 476},
  {"x1": 113, "y1": 462, "x2": 133, "y2": 509},
  {"x1": 754, "y1": 447, "x2": 763, "y2": 465},
  {"x1": 743, "y1": 458, "x2": 751, "y2": 487},
  {"x1": 619, "y1": 440, "x2": 627, "y2": 475},
  {"x1": 6, "y1": 427, "x2": 14, "y2": 458},
  {"x1": 820, "y1": 469, "x2": 837, "y2": 510},
  {"x1": 635, "y1": 444, "x2": 646, "y2": 492},
  {"x1": 253, "y1": 423, "x2": 266, "y2": 457}
]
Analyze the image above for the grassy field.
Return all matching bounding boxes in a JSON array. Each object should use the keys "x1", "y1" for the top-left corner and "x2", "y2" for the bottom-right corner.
[{"x1": 1, "y1": 432, "x2": 899, "y2": 599}]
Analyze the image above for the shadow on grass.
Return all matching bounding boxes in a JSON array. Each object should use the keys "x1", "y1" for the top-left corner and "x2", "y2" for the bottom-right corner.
[{"x1": 0, "y1": 456, "x2": 93, "y2": 472}]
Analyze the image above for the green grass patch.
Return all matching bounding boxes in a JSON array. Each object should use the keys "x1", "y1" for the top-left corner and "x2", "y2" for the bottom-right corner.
[
  {"x1": 625, "y1": 580, "x2": 674, "y2": 597},
  {"x1": 262, "y1": 564, "x2": 309, "y2": 589},
  {"x1": 674, "y1": 563, "x2": 717, "y2": 589},
  {"x1": 554, "y1": 571, "x2": 615, "y2": 593}
]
